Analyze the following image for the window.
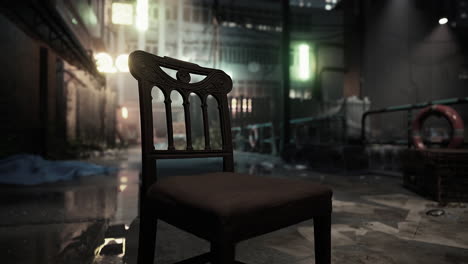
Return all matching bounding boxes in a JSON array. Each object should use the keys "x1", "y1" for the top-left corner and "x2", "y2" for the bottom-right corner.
[
  {"x1": 166, "y1": 7, "x2": 172, "y2": 20},
  {"x1": 152, "y1": 6, "x2": 158, "y2": 19},
  {"x1": 193, "y1": 8, "x2": 201, "y2": 23},
  {"x1": 184, "y1": 6, "x2": 191, "y2": 22},
  {"x1": 202, "y1": 9, "x2": 211, "y2": 23}
]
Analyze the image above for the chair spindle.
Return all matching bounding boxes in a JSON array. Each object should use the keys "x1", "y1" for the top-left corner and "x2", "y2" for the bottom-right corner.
[
  {"x1": 201, "y1": 96, "x2": 211, "y2": 150},
  {"x1": 183, "y1": 95, "x2": 193, "y2": 150},
  {"x1": 164, "y1": 92, "x2": 175, "y2": 151}
]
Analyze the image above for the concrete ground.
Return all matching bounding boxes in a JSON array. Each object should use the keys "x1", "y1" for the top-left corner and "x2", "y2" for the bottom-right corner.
[{"x1": 1, "y1": 147, "x2": 467, "y2": 264}]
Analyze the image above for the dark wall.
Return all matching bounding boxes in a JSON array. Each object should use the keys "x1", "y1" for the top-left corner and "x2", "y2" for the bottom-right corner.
[
  {"x1": 0, "y1": 8, "x2": 119, "y2": 158},
  {"x1": 0, "y1": 14, "x2": 62, "y2": 156},
  {"x1": 362, "y1": 0, "x2": 467, "y2": 109}
]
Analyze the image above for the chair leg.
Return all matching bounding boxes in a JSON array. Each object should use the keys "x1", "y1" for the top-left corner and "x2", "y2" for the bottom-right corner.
[
  {"x1": 313, "y1": 213, "x2": 331, "y2": 264},
  {"x1": 137, "y1": 208, "x2": 158, "y2": 264},
  {"x1": 210, "y1": 241, "x2": 235, "y2": 264}
]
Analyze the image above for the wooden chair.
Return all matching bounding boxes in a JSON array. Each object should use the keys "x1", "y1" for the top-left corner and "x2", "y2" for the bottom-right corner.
[{"x1": 128, "y1": 50, "x2": 332, "y2": 264}]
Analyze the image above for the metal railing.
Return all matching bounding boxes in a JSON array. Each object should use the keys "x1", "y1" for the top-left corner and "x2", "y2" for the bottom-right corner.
[
  {"x1": 361, "y1": 97, "x2": 468, "y2": 148},
  {"x1": 232, "y1": 97, "x2": 370, "y2": 153}
]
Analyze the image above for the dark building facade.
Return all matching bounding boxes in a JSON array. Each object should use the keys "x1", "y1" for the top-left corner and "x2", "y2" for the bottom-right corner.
[{"x1": 0, "y1": 0, "x2": 117, "y2": 158}]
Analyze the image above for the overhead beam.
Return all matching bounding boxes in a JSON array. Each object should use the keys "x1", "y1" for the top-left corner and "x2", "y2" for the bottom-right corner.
[{"x1": 0, "y1": 0, "x2": 104, "y2": 83}]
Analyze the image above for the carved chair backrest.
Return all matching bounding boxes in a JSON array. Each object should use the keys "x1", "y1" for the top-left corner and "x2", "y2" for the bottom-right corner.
[{"x1": 128, "y1": 51, "x2": 234, "y2": 193}]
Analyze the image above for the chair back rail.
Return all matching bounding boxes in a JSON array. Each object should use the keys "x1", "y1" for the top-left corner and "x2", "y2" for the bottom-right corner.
[{"x1": 129, "y1": 51, "x2": 234, "y2": 193}]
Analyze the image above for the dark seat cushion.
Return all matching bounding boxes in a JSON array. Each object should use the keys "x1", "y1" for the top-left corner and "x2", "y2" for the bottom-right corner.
[{"x1": 147, "y1": 172, "x2": 332, "y2": 242}]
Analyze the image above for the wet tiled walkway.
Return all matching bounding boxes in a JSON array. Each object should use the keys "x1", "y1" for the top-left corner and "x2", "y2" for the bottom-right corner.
[{"x1": 1, "y1": 147, "x2": 467, "y2": 264}]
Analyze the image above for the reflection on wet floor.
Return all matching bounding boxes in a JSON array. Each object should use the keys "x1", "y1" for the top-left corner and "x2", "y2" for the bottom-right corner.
[
  {"x1": 0, "y1": 175, "x2": 119, "y2": 264},
  {"x1": 1, "y1": 147, "x2": 468, "y2": 264}
]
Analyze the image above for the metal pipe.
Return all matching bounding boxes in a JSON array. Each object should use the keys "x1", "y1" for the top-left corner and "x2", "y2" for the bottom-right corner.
[{"x1": 280, "y1": 0, "x2": 291, "y2": 154}]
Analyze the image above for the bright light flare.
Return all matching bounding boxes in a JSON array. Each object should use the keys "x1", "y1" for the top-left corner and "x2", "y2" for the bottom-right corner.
[
  {"x1": 95, "y1": 52, "x2": 116, "y2": 73},
  {"x1": 115, "y1": 54, "x2": 129, "y2": 72},
  {"x1": 136, "y1": 0, "x2": 148, "y2": 31},
  {"x1": 112, "y1": 3, "x2": 133, "y2": 25},
  {"x1": 121, "y1": 107, "x2": 129, "y2": 119},
  {"x1": 231, "y1": 98, "x2": 237, "y2": 113},
  {"x1": 439, "y1": 17, "x2": 448, "y2": 25},
  {"x1": 298, "y1": 44, "x2": 310, "y2": 80}
]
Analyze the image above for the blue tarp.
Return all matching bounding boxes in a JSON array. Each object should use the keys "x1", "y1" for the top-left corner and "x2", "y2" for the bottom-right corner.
[{"x1": 0, "y1": 155, "x2": 116, "y2": 185}]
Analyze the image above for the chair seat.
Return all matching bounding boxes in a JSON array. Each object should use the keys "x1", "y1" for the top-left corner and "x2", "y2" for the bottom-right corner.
[{"x1": 147, "y1": 172, "x2": 332, "y2": 242}]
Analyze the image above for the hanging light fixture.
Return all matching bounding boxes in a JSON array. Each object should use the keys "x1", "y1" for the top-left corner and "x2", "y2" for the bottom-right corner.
[{"x1": 439, "y1": 17, "x2": 449, "y2": 25}]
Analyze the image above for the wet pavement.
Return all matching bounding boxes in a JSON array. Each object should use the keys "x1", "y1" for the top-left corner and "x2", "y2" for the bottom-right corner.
[{"x1": 1, "y1": 147, "x2": 468, "y2": 264}]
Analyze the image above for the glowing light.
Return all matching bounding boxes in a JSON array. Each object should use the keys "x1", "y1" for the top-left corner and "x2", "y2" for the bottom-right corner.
[
  {"x1": 119, "y1": 184, "x2": 127, "y2": 192},
  {"x1": 439, "y1": 17, "x2": 448, "y2": 25},
  {"x1": 136, "y1": 0, "x2": 148, "y2": 31},
  {"x1": 115, "y1": 54, "x2": 129, "y2": 72},
  {"x1": 120, "y1": 176, "x2": 128, "y2": 183},
  {"x1": 242, "y1": 98, "x2": 248, "y2": 112},
  {"x1": 247, "y1": 98, "x2": 252, "y2": 113},
  {"x1": 325, "y1": 4, "x2": 332, "y2": 10},
  {"x1": 298, "y1": 44, "x2": 310, "y2": 80},
  {"x1": 121, "y1": 107, "x2": 129, "y2": 119},
  {"x1": 289, "y1": 90, "x2": 296, "y2": 99},
  {"x1": 95, "y1": 238, "x2": 126, "y2": 257},
  {"x1": 112, "y1": 3, "x2": 133, "y2": 25},
  {"x1": 231, "y1": 98, "x2": 237, "y2": 113},
  {"x1": 94, "y1": 52, "x2": 116, "y2": 73}
]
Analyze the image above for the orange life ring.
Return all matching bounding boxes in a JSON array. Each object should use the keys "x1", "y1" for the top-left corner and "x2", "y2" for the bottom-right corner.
[{"x1": 412, "y1": 105, "x2": 464, "y2": 149}]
